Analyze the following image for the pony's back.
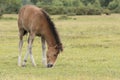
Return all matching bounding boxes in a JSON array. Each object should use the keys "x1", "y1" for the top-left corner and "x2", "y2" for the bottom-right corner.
[{"x1": 18, "y1": 5, "x2": 45, "y2": 33}]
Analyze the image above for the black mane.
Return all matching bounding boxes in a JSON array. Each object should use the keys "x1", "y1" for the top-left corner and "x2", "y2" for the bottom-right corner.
[{"x1": 42, "y1": 9, "x2": 62, "y2": 50}]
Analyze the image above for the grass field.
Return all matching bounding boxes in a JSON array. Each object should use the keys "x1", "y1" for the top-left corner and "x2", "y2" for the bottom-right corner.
[{"x1": 0, "y1": 14, "x2": 120, "y2": 80}]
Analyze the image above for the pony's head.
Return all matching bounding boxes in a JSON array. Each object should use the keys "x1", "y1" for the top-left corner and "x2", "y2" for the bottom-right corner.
[{"x1": 47, "y1": 44, "x2": 63, "y2": 68}]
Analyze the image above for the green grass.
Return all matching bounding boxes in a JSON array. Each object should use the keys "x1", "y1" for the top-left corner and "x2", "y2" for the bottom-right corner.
[{"x1": 1, "y1": 14, "x2": 120, "y2": 80}]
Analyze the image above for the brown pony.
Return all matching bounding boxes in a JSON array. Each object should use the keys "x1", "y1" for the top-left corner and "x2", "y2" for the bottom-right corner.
[{"x1": 18, "y1": 5, "x2": 63, "y2": 68}]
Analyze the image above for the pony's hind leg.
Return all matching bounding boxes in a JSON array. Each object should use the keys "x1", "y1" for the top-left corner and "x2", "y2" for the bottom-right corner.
[
  {"x1": 18, "y1": 37, "x2": 23, "y2": 66},
  {"x1": 41, "y1": 36, "x2": 47, "y2": 67},
  {"x1": 18, "y1": 30, "x2": 24, "y2": 66}
]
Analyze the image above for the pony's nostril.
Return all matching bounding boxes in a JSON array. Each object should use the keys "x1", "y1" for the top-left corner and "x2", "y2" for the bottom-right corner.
[{"x1": 47, "y1": 64, "x2": 53, "y2": 68}]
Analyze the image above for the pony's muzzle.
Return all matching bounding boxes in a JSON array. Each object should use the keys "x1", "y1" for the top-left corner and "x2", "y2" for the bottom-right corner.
[{"x1": 47, "y1": 63, "x2": 53, "y2": 68}]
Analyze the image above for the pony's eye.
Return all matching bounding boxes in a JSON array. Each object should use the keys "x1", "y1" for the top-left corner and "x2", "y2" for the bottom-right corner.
[
  {"x1": 47, "y1": 55, "x2": 49, "y2": 58},
  {"x1": 54, "y1": 54, "x2": 57, "y2": 57}
]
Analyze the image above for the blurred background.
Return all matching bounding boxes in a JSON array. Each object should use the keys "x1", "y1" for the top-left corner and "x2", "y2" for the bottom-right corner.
[{"x1": 0, "y1": 0, "x2": 120, "y2": 17}]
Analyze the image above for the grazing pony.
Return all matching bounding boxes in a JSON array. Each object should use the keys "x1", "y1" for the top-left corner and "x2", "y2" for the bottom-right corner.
[{"x1": 18, "y1": 5, "x2": 63, "y2": 68}]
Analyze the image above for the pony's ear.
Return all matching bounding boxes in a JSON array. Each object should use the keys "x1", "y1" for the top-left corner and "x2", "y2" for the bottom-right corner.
[
  {"x1": 55, "y1": 43, "x2": 63, "y2": 52},
  {"x1": 60, "y1": 48, "x2": 63, "y2": 52},
  {"x1": 59, "y1": 43, "x2": 63, "y2": 52}
]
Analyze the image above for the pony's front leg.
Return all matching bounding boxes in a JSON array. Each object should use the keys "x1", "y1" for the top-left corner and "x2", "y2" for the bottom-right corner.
[{"x1": 41, "y1": 36, "x2": 47, "y2": 67}]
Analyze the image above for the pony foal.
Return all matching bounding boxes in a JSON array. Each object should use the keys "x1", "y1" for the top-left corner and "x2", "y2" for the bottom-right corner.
[{"x1": 18, "y1": 5, "x2": 63, "y2": 68}]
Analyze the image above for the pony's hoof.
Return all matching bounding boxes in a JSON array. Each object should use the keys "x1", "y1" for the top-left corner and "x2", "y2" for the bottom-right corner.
[{"x1": 22, "y1": 64, "x2": 26, "y2": 67}]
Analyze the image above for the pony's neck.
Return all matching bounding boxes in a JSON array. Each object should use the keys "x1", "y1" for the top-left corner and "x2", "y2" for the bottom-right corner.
[
  {"x1": 44, "y1": 31, "x2": 57, "y2": 47},
  {"x1": 41, "y1": 10, "x2": 61, "y2": 48}
]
